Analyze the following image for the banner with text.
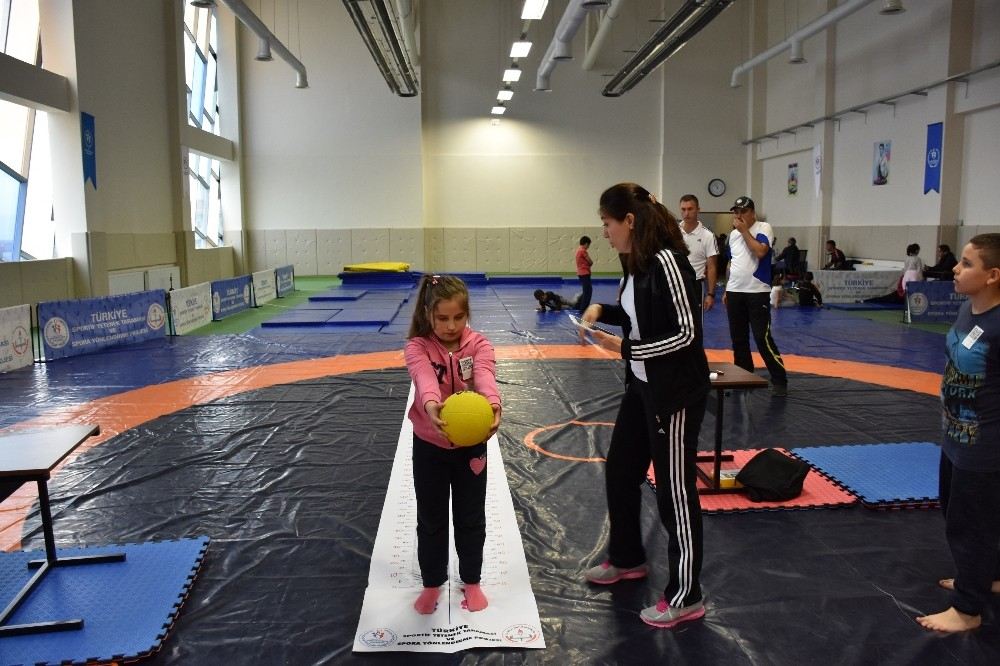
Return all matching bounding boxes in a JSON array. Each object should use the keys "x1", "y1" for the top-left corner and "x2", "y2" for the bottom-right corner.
[
  {"x1": 275, "y1": 265, "x2": 295, "y2": 297},
  {"x1": 907, "y1": 280, "x2": 966, "y2": 324},
  {"x1": 252, "y1": 269, "x2": 277, "y2": 305},
  {"x1": 169, "y1": 282, "x2": 213, "y2": 335},
  {"x1": 38, "y1": 291, "x2": 168, "y2": 361},
  {"x1": 812, "y1": 270, "x2": 901, "y2": 303},
  {"x1": 0, "y1": 304, "x2": 33, "y2": 373},
  {"x1": 211, "y1": 275, "x2": 252, "y2": 320}
]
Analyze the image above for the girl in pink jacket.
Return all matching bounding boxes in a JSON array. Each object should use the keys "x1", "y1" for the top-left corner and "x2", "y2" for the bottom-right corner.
[{"x1": 404, "y1": 275, "x2": 501, "y2": 615}]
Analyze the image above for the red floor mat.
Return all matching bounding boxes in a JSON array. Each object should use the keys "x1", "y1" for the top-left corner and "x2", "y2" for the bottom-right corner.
[{"x1": 647, "y1": 448, "x2": 857, "y2": 513}]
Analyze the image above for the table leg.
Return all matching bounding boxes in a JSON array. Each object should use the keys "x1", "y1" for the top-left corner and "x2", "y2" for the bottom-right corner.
[
  {"x1": 37, "y1": 479, "x2": 58, "y2": 565},
  {"x1": 713, "y1": 387, "x2": 724, "y2": 489}
]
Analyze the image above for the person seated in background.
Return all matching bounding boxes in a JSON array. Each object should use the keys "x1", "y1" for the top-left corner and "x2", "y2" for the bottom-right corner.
[
  {"x1": 924, "y1": 244, "x2": 958, "y2": 280},
  {"x1": 534, "y1": 289, "x2": 579, "y2": 312},
  {"x1": 793, "y1": 272, "x2": 823, "y2": 307},
  {"x1": 823, "y1": 240, "x2": 847, "y2": 270},
  {"x1": 902, "y1": 243, "x2": 924, "y2": 292},
  {"x1": 774, "y1": 237, "x2": 801, "y2": 279}
]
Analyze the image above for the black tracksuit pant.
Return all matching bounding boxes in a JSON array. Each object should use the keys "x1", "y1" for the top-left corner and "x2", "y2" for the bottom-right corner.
[
  {"x1": 606, "y1": 378, "x2": 706, "y2": 608},
  {"x1": 938, "y1": 452, "x2": 1000, "y2": 616},
  {"x1": 412, "y1": 435, "x2": 487, "y2": 588},
  {"x1": 725, "y1": 290, "x2": 787, "y2": 386}
]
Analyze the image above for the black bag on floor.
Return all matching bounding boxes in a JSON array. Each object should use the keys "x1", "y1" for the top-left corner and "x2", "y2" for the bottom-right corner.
[{"x1": 735, "y1": 449, "x2": 811, "y2": 502}]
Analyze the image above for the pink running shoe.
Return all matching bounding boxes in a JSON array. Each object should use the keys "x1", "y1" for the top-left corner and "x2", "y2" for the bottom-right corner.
[
  {"x1": 640, "y1": 598, "x2": 705, "y2": 629},
  {"x1": 583, "y1": 560, "x2": 649, "y2": 584}
]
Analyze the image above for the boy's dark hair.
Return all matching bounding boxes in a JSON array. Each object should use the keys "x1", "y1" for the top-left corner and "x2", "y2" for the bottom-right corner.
[
  {"x1": 533, "y1": 289, "x2": 545, "y2": 300},
  {"x1": 788, "y1": 237, "x2": 796, "y2": 244},
  {"x1": 969, "y1": 233, "x2": 1000, "y2": 270},
  {"x1": 679, "y1": 194, "x2": 699, "y2": 207},
  {"x1": 804, "y1": 271, "x2": 814, "y2": 281},
  {"x1": 906, "y1": 243, "x2": 920, "y2": 256},
  {"x1": 939, "y1": 244, "x2": 951, "y2": 253},
  {"x1": 827, "y1": 239, "x2": 837, "y2": 247},
  {"x1": 579, "y1": 236, "x2": 591, "y2": 245}
]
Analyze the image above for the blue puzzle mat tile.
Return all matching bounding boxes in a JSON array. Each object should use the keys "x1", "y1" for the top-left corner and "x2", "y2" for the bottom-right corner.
[
  {"x1": 790, "y1": 442, "x2": 939, "y2": 508},
  {"x1": 308, "y1": 288, "x2": 368, "y2": 300},
  {"x1": 261, "y1": 310, "x2": 341, "y2": 326},
  {"x1": 0, "y1": 536, "x2": 208, "y2": 665}
]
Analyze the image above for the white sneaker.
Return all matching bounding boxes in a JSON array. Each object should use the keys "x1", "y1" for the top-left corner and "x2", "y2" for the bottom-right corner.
[{"x1": 640, "y1": 598, "x2": 705, "y2": 628}]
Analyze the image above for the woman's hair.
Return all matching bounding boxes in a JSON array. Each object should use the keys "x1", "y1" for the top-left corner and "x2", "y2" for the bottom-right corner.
[
  {"x1": 407, "y1": 274, "x2": 470, "y2": 339},
  {"x1": 599, "y1": 182, "x2": 687, "y2": 275},
  {"x1": 906, "y1": 243, "x2": 920, "y2": 256},
  {"x1": 969, "y1": 233, "x2": 1000, "y2": 270}
]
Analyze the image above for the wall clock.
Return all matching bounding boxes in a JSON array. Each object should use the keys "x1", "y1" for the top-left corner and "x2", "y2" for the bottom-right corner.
[{"x1": 708, "y1": 178, "x2": 726, "y2": 197}]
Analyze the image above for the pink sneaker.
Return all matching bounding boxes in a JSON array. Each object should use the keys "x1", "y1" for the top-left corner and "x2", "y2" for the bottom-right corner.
[
  {"x1": 640, "y1": 597, "x2": 705, "y2": 628},
  {"x1": 584, "y1": 560, "x2": 649, "y2": 584}
]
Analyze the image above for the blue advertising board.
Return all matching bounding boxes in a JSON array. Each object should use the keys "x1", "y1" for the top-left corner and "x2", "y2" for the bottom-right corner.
[
  {"x1": 38, "y1": 291, "x2": 168, "y2": 360},
  {"x1": 275, "y1": 265, "x2": 295, "y2": 297},
  {"x1": 211, "y1": 275, "x2": 253, "y2": 320},
  {"x1": 907, "y1": 281, "x2": 967, "y2": 324}
]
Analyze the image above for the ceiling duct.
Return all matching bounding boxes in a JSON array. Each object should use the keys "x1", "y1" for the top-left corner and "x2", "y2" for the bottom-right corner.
[
  {"x1": 602, "y1": 0, "x2": 733, "y2": 97},
  {"x1": 343, "y1": 0, "x2": 419, "y2": 97},
  {"x1": 193, "y1": 0, "x2": 309, "y2": 88},
  {"x1": 535, "y1": 0, "x2": 607, "y2": 91},
  {"x1": 729, "y1": 0, "x2": 899, "y2": 88}
]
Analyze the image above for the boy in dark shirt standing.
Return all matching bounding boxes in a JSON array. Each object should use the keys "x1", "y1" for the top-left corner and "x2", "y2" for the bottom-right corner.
[{"x1": 918, "y1": 233, "x2": 1000, "y2": 633}]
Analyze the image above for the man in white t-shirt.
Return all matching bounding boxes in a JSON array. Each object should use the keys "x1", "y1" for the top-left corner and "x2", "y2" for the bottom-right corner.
[
  {"x1": 722, "y1": 196, "x2": 788, "y2": 396},
  {"x1": 679, "y1": 194, "x2": 718, "y2": 312}
]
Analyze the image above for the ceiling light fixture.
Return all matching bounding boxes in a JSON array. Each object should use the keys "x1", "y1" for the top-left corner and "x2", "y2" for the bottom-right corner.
[
  {"x1": 503, "y1": 65, "x2": 522, "y2": 82},
  {"x1": 603, "y1": 0, "x2": 733, "y2": 97},
  {"x1": 510, "y1": 41, "x2": 533, "y2": 58},
  {"x1": 497, "y1": 89, "x2": 514, "y2": 101},
  {"x1": 491, "y1": 105, "x2": 507, "y2": 115},
  {"x1": 521, "y1": 0, "x2": 549, "y2": 20},
  {"x1": 342, "y1": 0, "x2": 419, "y2": 96}
]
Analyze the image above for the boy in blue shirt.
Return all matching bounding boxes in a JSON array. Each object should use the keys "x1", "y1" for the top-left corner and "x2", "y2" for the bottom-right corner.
[{"x1": 918, "y1": 234, "x2": 1000, "y2": 632}]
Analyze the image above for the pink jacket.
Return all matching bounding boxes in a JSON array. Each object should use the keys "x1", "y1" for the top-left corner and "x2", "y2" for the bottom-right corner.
[{"x1": 404, "y1": 327, "x2": 501, "y2": 449}]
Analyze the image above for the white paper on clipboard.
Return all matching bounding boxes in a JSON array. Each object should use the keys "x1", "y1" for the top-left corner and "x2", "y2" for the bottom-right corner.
[{"x1": 567, "y1": 313, "x2": 614, "y2": 335}]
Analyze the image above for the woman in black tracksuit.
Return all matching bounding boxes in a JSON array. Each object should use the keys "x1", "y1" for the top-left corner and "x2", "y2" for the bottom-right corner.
[{"x1": 580, "y1": 182, "x2": 711, "y2": 629}]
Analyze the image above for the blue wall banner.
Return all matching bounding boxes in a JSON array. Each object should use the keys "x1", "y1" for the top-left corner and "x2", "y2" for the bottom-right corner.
[
  {"x1": 907, "y1": 280, "x2": 966, "y2": 324},
  {"x1": 924, "y1": 122, "x2": 942, "y2": 194},
  {"x1": 81, "y1": 111, "x2": 97, "y2": 188},
  {"x1": 275, "y1": 265, "x2": 295, "y2": 297},
  {"x1": 211, "y1": 275, "x2": 253, "y2": 320},
  {"x1": 38, "y1": 291, "x2": 168, "y2": 361}
]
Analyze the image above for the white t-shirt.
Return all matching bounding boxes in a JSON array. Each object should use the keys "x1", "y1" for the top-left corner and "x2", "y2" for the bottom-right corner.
[
  {"x1": 620, "y1": 277, "x2": 648, "y2": 382},
  {"x1": 727, "y1": 220, "x2": 774, "y2": 294},
  {"x1": 680, "y1": 220, "x2": 718, "y2": 281}
]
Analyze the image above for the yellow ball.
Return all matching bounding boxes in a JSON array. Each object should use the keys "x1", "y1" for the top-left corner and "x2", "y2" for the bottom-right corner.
[{"x1": 440, "y1": 391, "x2": 494, "y2": 447}]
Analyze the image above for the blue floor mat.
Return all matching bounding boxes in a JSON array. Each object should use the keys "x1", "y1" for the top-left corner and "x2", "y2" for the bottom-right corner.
[
  {"x1": 790, "y1": 442, "x2": 940, "y2": 508},
  {"x1": 826, "y1": 302, "x2": 905, "y2": 311},
  {"x1": 0, "y1": 537, "x2": 208, "y2": 665}
]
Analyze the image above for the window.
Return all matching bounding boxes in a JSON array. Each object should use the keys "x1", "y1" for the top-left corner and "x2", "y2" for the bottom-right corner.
[
  {"x1": 0, "y1": 0, "x2": 50, "y2": 261},
  {"x1": 183, "y1": 4, "x2": 224, "y2": 248}
]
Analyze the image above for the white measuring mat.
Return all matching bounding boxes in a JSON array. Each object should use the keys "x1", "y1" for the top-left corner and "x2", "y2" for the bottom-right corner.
[{"x1": 353, "y1": 384, "x2": 545, "y2": 653}]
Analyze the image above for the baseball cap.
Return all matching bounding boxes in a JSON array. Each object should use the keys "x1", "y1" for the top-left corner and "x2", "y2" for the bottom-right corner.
[{"x1": 730, "y1": 196, "x2": 754, "y2": 211}]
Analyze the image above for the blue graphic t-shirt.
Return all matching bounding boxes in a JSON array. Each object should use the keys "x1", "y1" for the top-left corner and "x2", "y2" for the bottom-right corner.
[{"x1": 941, "y1": 300, "x2": 1000, "y2": 470}]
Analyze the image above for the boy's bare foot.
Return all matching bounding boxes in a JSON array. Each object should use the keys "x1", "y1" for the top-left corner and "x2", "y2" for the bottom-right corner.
[
  {"x1": 916, "y1": 607, "x2": 981, "y2": 632},
  {"x1": 938, "y1": 578, "x2": 1000, "y2": 593},
  {"x1": 414, "y1": 587, "x2": 441, "y2": 614}
]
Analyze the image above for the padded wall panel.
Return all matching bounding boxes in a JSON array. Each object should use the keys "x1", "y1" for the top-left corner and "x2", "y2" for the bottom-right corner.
[
  {"x1": 829, "y1": 225, "x2": 938, "y2": 261},
  {"x1": 105, "y1": 233, "x2": 137, "y2": 270},
  {"x1": 0, "y1": 263, "x2": 25, "y2": 308},
  {"x1": 317, "y1": 229, "x2": 352, "y2": 275},
  {"x1": 546, "y1": 228, "x2": 579, "y2": 273},
  {"x1": 248, "y1": 230, "x2": 268, "y2": 272},
  {"x1": 351, "y1": 228, "x2": 390, "y2": 265},
  {"x1": 390, "y1": 228, "x2": 423, "y2": 271},
  {"x1": 509, "y1": 228, "x2": 547, "y2": 273},
  {"x1": 287, "y1": 229, "x2": 318, "y2": 275},
  {"x1": 265, "y1": 230, "x2": 288, "y2": 269},
  {"x1": 442, "y1": 228, "x2": 477, "y2": 272},
  {"x1": 476, "y1": 228, "x2": 509, "y2": 273},
  {"x1": 424, "y1": 228, "x2": 445, "y2": 272},
  {"x1": 134, "y1": 232, "x2": 177, "y2": 267}
]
